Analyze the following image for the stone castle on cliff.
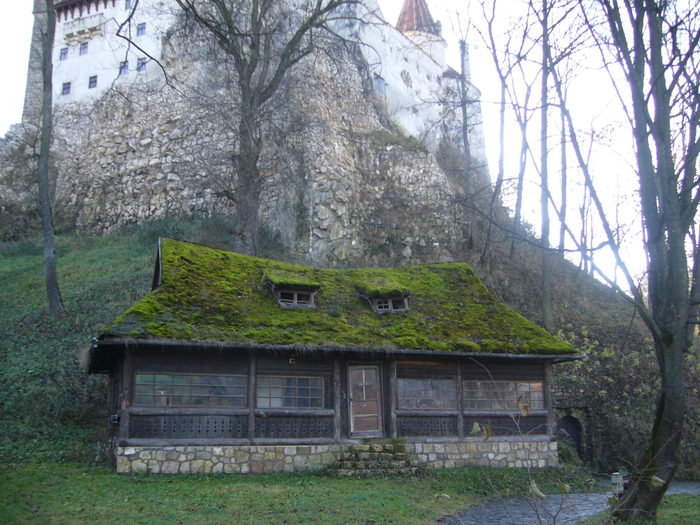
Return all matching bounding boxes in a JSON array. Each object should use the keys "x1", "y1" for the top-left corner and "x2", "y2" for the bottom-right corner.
[{"x1": 3, "y1": 0, "x2": 489, "y2": 265}]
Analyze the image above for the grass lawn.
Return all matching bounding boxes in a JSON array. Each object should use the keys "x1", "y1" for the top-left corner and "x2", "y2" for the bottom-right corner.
[
  {"x1": 579, "y1": 493, "x2": 700, "y2": 525},
  {"x1": 0, "y1": 463, "x2": 595, "y2": 525}
]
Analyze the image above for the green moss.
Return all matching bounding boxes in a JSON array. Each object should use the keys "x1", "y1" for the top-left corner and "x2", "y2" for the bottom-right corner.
[
  {"x1": 264, "y1": 269, "x2": 321, "y2": 288},
  {"x1": 354, "y1": 275, "x2": 409, "y2": 298},
  {"x1": 100, "y1": 238, "x2": 577, "y2": 355}
]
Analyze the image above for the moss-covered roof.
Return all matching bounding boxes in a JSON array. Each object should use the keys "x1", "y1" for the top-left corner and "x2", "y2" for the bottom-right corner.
[{"x1": 100, "y1": 238, "x2": 576, "y2": 355}]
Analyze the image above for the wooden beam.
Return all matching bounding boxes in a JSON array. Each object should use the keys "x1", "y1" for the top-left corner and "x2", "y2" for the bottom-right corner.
[
  {"x1": 333, "y1": 359, "x2": 341, "y2": 441},
  {"x1": 119, "y1": 348, "x2": 133, "y2": 441},
  {"x1": 121, "y1": 437, "x2": 340, "y2": 447},
  {"x1": 456, "y1": 364, "x2": 465, "y2": 439},
  {"x1": 389, "y1": 361, "x2": 397, "y2": 438},
  {"x1": 254, "y1": 409, "x2": 334, "y2": 417},
  {"x1": 544, "y1": 362, "x2": 554, "y2": 436},
  {"x1": 395, "y1": 410, "x2": 461, "y2": 417},
  {"x1": 129, "y1": 407, "x2": 249, "y2": 416},
  {"x1": 248, "y1": 351, "x2": 256, "y2": 442}
]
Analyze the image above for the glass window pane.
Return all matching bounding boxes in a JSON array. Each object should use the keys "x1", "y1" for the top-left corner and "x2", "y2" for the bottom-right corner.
[
  {"x1": 398, "y1": 378, "x2": 457, "y2": 410},
  {"x1": 462, "y1": 381, "x2": 544, "y2": 412},
  {"x1": 256, "y1": 375, "x2": 324, "y2": 409},
  {"x1": 133, "y1": 373, "x2": 247, "y2": 407}
]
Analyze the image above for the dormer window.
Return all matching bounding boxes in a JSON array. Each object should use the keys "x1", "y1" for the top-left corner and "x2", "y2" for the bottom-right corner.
[
  {"x1": 277, "y1": 289, "x2": 315, "y2": 308},
  {"x1": 265, "y1": 270, "x2": 321, "y2": 309},
  {"x1": 371, "y1": 296, "x2": 409, "y2": 314}
]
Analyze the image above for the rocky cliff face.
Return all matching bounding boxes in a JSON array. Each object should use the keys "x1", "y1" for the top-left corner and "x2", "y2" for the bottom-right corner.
[{"x1": 1, "y1": 13, "x2": 481, "y2": 267}]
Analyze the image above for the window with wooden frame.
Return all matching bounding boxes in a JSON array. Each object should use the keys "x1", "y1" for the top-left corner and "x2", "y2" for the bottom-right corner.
[
  {"x1": 273, "y1": 288, "x2": 316, "y2": 308},
  {"x1": 371, "y1": 296, "x2": 409, "y2": 313},
  {"x1": 398, "y1": 378, "x2": 457, "y2": 410},
  {"x1": 463, "y1": 381, "x2": 544, "y2": 411},
  {"x1": 133, "y1": 373, "x2": 247, "y2": 408},
  {"x1": 256, "y1": 376, "x2": 324, "y2": 409}
]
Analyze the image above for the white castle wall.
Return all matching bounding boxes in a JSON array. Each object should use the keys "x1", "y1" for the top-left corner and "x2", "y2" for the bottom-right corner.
[
  {"x1": 49, "y1": 0, "x2": 485, "y2": 161},
  {"x1": 53, "y1": 0, "x2": 173, "y2": 104}
]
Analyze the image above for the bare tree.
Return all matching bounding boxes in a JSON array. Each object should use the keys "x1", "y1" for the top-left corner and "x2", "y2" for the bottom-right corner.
[
  {"x1": 544, "y1": 0, "x2": 700, "y2": 518},
  {"x1": 537, "y1": 0, "x2": 554, "y2": 331},
  {"x1": 475, "y1": 0, "x2": 535, "y2": 260},
  {"x1": 36, "y1": 0, "x2": 64, "y2": 314},
  {"x1": 174, "y1": 0, "x2": 360, "y2": 254}
]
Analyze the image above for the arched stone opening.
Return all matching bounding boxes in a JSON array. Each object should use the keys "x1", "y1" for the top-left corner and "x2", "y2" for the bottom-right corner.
[{"x1": 556, "y1": 415, "x2": 584, "y2": 460}]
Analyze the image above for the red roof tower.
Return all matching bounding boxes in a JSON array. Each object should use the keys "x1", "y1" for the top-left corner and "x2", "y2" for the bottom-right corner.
[{"x1": 396, "y1": 0, "x2": 441, "y2": 36}]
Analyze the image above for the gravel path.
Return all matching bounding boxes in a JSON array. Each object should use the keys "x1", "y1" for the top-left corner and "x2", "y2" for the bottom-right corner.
[{"x1": 440, "y1": 482, "x2": 700, "y2": 525}]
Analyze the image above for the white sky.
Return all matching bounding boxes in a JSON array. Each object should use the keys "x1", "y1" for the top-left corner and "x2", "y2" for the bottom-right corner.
[{"x1": 0, "y1": 2, "x2": 34, "y2": 135}]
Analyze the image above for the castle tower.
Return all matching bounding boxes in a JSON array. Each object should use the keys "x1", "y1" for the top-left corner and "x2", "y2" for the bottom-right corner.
[{"x1": 395, "y1": 0, "x2": 447, "y2": 67}]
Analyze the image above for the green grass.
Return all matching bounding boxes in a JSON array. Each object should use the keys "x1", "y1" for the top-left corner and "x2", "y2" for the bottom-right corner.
[
  {"x1": 0, "y1": 232, "x2": 155, "y2": 462},
  {"x1": 579, "y1": 494, "x2": 700, "y2": 524},
  {"x1": 0, "y1": 463, "x2": 596, "y2": 525}
]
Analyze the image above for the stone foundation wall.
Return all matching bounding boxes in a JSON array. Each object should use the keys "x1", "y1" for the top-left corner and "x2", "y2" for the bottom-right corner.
[
  {"x1": 115, "y1": 437, "x2": 558, "y2": 474},
  {"x1": 405, "y1": 438, "x2": 558, "y2": 469}
]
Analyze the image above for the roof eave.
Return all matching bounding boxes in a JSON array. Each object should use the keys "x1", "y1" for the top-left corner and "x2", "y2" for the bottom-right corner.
[{"x1": 87, "y1": 337, "x2": 583, "y2": 373}]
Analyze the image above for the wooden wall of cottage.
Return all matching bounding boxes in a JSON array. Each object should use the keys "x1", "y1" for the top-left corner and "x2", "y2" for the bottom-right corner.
[{"x1": 108, "y1": 347, "x2": 553, "y2": 447}]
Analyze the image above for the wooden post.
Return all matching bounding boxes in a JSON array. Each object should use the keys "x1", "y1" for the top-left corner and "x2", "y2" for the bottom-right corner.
[
  {"x1": 389, "y1": 361, "x2": 397, "y2": 438},
  {"x1": 333, "y1": 359, "x2": 341, "y2": 441},
  {"x1": 544, "y1": 362, "x2": 554, "y2": 436},
  {"x1": 456, "y1": 364, "x2": 465, "y2": 439},
  {"x1": 119, "y1": 347, "x2": 133, "y2": 442},
  {"x1": 248, "y1": 351, "x2": 256, "y2": 442}
]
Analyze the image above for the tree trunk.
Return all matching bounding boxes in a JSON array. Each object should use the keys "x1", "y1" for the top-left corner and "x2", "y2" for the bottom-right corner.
[
  {"x1": 481, "y1": 76, "x2": 507, "y2": 263},
  {"x1": 613, "y1": 336, "x2": 686, "y2": 520},
  {"x1": 459, "y1": 40, "x2": 472, "y2": 191},
  {"x1": 37, "y1": 0, "x2": 64, "y2": 315},
  {"x1": 235, "y1": 104, "x2": 263, "y2": 255},
  {"x1": 510, "y1": 116, "x2": 528, "y2": 258},
  {"x1": 558, "y1": 104, "x2": 567, "y2": 251},
  {"x1": 539, "y1": 0, "x2": 553, "y2": 331}
]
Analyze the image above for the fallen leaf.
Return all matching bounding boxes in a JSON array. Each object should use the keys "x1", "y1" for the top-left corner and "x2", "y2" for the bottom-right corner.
[{"x1": 530, "y1": 479, "x2": 546, "y2": 499}]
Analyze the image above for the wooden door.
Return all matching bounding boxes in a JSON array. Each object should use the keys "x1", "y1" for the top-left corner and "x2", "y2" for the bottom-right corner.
[{"x1": 348, "y1": 365, "x2": 383, "y2": 437}]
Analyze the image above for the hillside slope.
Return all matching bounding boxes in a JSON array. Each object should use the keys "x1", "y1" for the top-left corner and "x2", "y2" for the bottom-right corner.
[{"x1": 1, "y1": 220, "x2": 697, "y2": 478}]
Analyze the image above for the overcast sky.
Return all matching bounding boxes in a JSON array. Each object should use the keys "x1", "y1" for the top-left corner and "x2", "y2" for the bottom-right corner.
[{"x1": 0, "y1": 3, "x2": 34, "y2": 135}]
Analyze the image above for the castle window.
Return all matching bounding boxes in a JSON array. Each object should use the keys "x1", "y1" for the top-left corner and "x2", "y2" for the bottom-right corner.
[
  {"x1": 79, "y1": 42, "x2": 88, "y2": 55},
  {"x1": 61, "y1": 82, "x2": 71, "y2": 95},
  {"x1": 88, "y1": 75, "x2": 97, "y2": 89},
  {"x1": 373, "y1": 74, "x2": 386, "y2": 97},
  {"x1": 119, "y1": 60, "x2": 129, "y2": 75},
  {"x1": 137, "y1": 57, "x2": 147, "y2": 72},
  {"x1": 59, "y1": 48, "x2": 68, "y2": 60},
  {"x1": 137, "y1": 23, "x2": 146, "y2": 36},
  {"x1": 370, "y1": 297, "x2": 408, "y2": 313},
  {"x1": 125, "y1": 0, "x2": 132, "y2": 9}
]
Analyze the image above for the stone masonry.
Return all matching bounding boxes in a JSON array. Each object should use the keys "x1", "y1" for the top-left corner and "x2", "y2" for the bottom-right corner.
[{"x1": 115, "y1": 437, "x2": 558, "y2": 474}]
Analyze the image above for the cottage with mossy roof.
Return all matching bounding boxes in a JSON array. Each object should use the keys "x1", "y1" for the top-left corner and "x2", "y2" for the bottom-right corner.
[{"x1": 86, "y1": 238, "x2": 581, "y2": 475}]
